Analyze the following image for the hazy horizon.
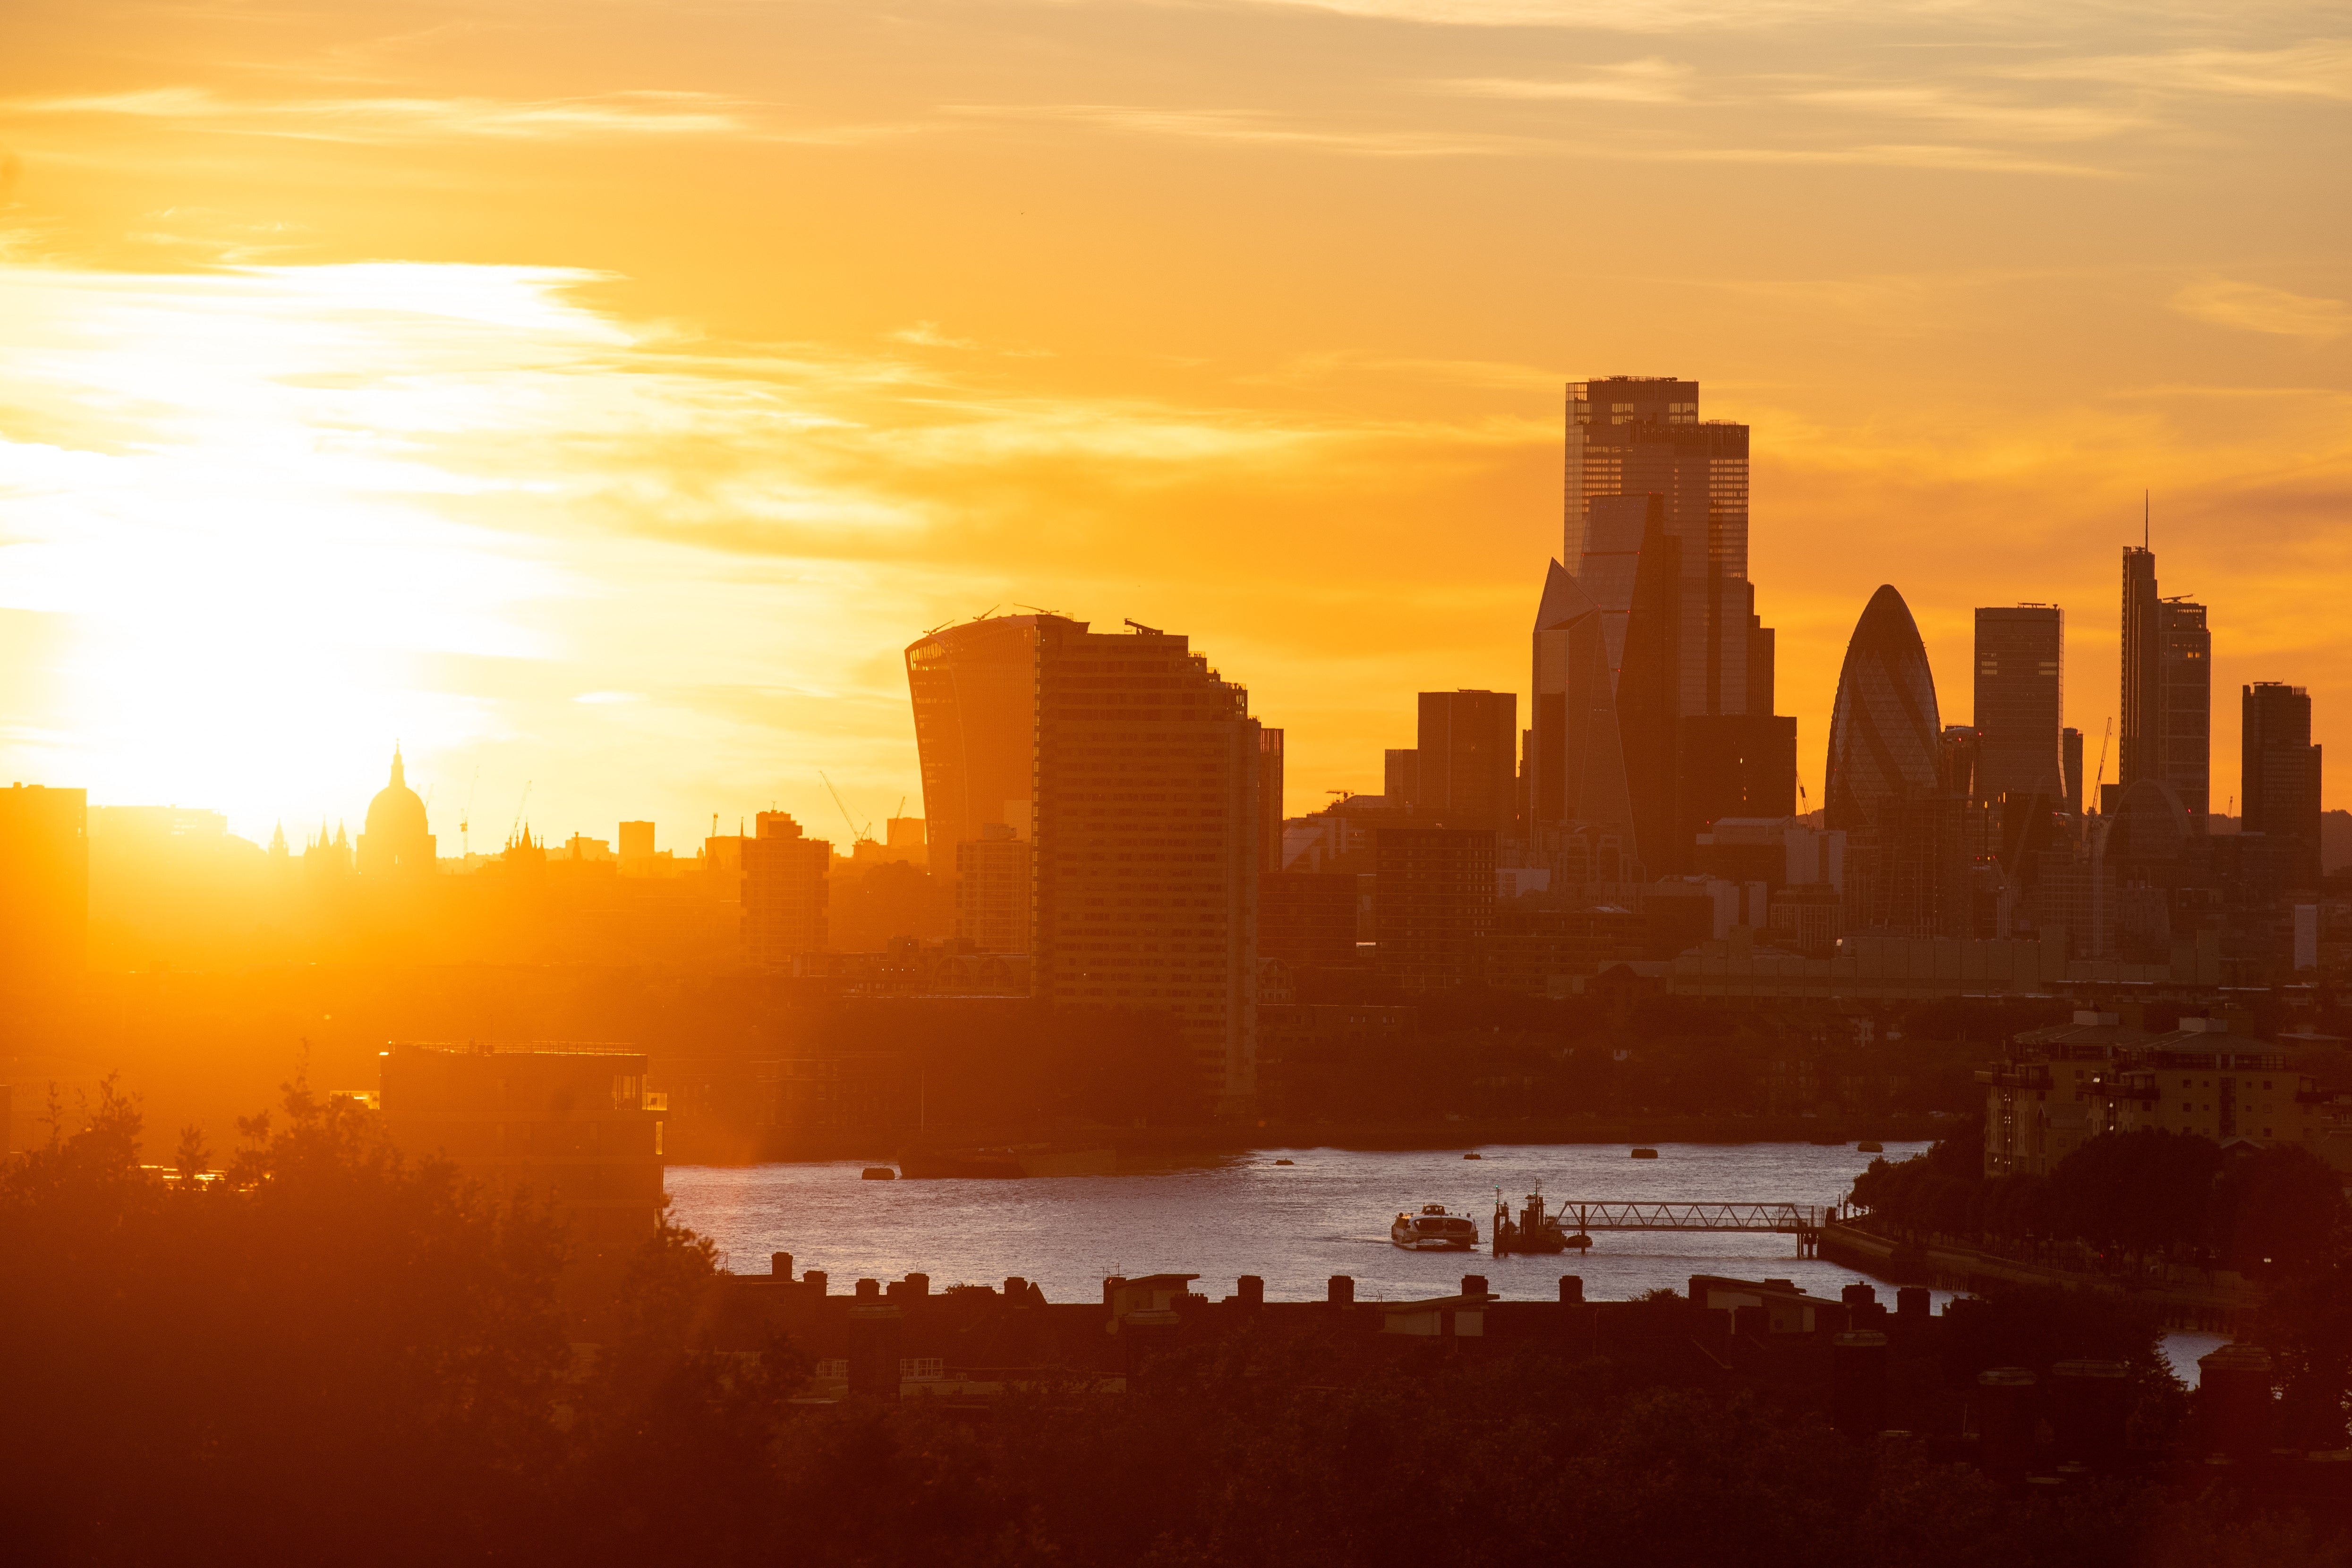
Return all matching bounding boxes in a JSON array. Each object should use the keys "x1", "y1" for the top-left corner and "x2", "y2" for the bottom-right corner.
[{"x1": 3, "y1": 0, "x2": 2344, "y2": 847}]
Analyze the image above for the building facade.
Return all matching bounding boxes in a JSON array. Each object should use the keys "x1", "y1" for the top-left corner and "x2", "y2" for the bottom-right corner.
[
  {"x1": 1414, "y1": 690, "x2": 1518, "y2": 830},
  {"x1": 2243, "y1": 682, "x2": 2322, "y2": 886},
  {"x1": 1562, "y1": 376, "x2": 1763, "y2": 720},
  {"x1": 1825, "y1": 585, "x2": 1961, "y2": 937},
  {"x1": 743, "y1": 811, "x2": 830, "y2": 967},
  {"x1": 906, "y1": 614, "x2": 1262, "y2": 1111},
  {"x1": 1973, "y1": 605, "x2": 2064, "y2": 804},
  {"x1": 1373, "y1": 827, "x2": 1496, "y2": 993},
  {"x1": 2119, "y1": 546, "x2": 2210, "y2": 826}
]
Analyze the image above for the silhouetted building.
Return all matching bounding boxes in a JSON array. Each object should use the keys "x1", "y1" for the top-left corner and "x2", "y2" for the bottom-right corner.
[
  {"x1": 1415, "y1": 690, "x2": 1517, "y2": 829},
  {"x1": 1973, "y1": 606, "x2": 2064, "y2": 804},
  {"x1": 1374, "y1": 828, "x2": 1495, "y2": 993},
  {"x1": 2120, "y1": 545, "x2": 2210, "y2": 826},
  {"x1": 2243, "y1": 682, "x2": 2322, "y2": 886},
  {"x1": 1259, "y1": 870, "x2": 1359, "y2": 970},
  {"x1": 743, "y1": 811, "x2": 829, "y2": 967},
  {"x1": 0, "y1": 783, "x2": 86, "y2": 1017},
  {"x1": 1575, "y1": 491, "x2": 1683, "y2": 870},
  {"x1": 2062, "y1": 727, "x2": 2085, "y2": 816},
  {"x1": 1562, "y1": 376, "x2": 1766, "y2": 719},
  {"x1": 378, "y1": 1042, "x2": 665, "y2": 1254},
  {"x1": 618, "y1": 820, "x2": 656, "y2": 874},
  {"x1": 1676, "y1": 714, "x2": 1798, "y2": 844},
  {"x1": 1826, "y1": 586, "x2": 1963, "y2": 937},
  {"x1": 955, "y1": 825, "x2": 1031, "y2": 954},
  {"x1": 1259, "y1": 727, "x2": 1286, "y2": 874},
  {"x1": 1383, "y1": 749, "x2": 1419, "y2": 805},
  {"x1": 1527, "y1": 562, "x2": 1633, "y2": 847},
  {"x1": 907, "y1": 615, "x2": 1262, "y2": 1111},
  {"x1": 357, "y1": 749, "x2": 435, "y2": 877},
  {"x1": 884, "y1": 816, "x2": 928, "y2": 868}
]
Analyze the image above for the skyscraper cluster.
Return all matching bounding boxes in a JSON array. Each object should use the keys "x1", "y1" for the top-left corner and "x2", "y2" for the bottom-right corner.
[{"x1": 898, "y1": 377, "x2": 2333, "y2": 1116}]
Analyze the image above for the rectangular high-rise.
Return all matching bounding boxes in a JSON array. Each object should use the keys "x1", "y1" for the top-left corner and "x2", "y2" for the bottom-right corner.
[
  {"x1": 1415, "y1": 690, "x2": 1518, "y2": 830},
  {"x1": 1973, "y1": 605, "x2": 2065, "y2": 803},
  {"x1": 742, "y1": 811, "x2": 829, "y2": 966},
  {"x1": 906, "y1": 614, "x2": 1260, "y2": 1110},
  {"x1": 1564, "y1": 377, "x2": 1760, "y2": 718},
  {"x1": 2243, "y1": 682, "x2": 2322, "y2": 885},
  {"x1": 2119, "y1": 545, "x2": 2209, "y2": 826}
]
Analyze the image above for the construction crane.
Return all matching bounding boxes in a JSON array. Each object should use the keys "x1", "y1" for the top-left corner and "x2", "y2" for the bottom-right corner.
[
  {"x1": 2090, "y1": 718, "x2": 2113, "y2": 813},
  {"x1": 818, "y1": 772, "x2": 871, "y2": 844},
  {"x1": 457, "y1": 766, "x2": 479, "y2": 857}
]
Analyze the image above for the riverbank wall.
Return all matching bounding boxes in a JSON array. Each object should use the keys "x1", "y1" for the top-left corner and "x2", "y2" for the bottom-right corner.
[
  {"x1": 720, "y1": 1113, "x2": 1951, "y2": 1164},
  {"x1": 1819, "y1": 1222, "x2": 2260, "y2": 1333}
]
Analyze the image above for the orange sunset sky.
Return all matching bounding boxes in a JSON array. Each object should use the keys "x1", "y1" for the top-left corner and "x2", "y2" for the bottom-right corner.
[{"x1": 1, "y1": 0, "x2": 2346, "y2": 852}]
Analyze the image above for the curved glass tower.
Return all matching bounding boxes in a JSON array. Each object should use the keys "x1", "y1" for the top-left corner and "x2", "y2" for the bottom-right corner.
[
  {"x1": 1826, "y1": 585, "x2": 1942, "y2": 829},
  {"x1": 1826, "y1": 584, "x2": 1959, "y2": 936}
]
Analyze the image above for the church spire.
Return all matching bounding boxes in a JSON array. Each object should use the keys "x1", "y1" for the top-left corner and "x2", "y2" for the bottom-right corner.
[{"x1": 389, "y1": 743, "x2": 406, "y2": 791}]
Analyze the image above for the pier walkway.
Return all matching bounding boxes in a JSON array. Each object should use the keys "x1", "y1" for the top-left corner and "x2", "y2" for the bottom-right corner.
[{"x1": 1498, "y1": 1201, "x2": 1837, "y2": 1257}]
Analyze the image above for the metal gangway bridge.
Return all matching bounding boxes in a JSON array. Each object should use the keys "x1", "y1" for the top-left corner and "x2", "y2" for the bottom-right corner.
[{"x1": 1491, "y1": 1198, "x2": 1841, "y2": 1258}]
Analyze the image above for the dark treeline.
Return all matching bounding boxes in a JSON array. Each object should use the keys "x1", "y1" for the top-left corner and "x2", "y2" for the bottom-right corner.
[
  {"x1": 1853, "y1": 1121, "x2": 2352, "y2": 1449},
  {"x1": 6, "y1": 1081, "x2": 2349, "y2": 1566}
]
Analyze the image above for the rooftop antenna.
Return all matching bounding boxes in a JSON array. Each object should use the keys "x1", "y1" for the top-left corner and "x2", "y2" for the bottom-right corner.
[{"x1": 2144, "y1": 489, "x2": 2149, "y2": 550}]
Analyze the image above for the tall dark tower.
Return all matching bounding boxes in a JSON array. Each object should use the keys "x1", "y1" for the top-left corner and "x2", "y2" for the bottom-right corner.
[
  {"x1": 1973, "y1": 605, "x2": 2063, "y2": 803},
  {"x1": 1563, "y1": 377, "x2": 1762, "y2": 719},
  {"x1": 2120, "y1": 545, "x2": 2160, "y2": 793},
  {"x1": 2119, "y1": 533, "x2": 2209, "y2": 827},
  {"x1": 2243, "y1": 682, "x2": 2321, "y2": 884}
]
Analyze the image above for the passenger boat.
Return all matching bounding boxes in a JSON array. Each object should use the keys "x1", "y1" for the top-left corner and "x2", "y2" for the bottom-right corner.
[{"x1": 1391, "y1": 1203, "x2": 1479, "y2": 1251}]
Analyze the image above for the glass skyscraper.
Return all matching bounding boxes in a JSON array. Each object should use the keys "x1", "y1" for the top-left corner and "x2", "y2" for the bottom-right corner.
[
  {"x1": 2118, "y1": 545, "x2": 2209, "y2": 826},
  {"x1": 1563, "y1": 376, "x2": 1760, "y2": 719}
]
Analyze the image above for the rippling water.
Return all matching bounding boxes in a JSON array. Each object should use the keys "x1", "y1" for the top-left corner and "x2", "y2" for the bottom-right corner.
[
  {"x1": 668, "y1": 1140, "x2": 1923, "y2": 1304},
  {"x1": 668, "y1": 1139, "x2": 2222, "y2": 1381}
]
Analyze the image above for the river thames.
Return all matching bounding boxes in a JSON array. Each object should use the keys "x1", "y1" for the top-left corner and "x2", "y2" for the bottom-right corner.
[
  {"x1": 669, "y1": 1140, "x2": 2225, "y2": 1379},
  {"x1": 670, "y1": 1140, "x2": 1916, "y2": 1304}
]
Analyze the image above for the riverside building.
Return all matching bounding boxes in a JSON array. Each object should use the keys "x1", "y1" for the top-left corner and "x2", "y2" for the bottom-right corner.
[{"x1": 906, "y1": 614, "x2": 1263, "y2": 1112}]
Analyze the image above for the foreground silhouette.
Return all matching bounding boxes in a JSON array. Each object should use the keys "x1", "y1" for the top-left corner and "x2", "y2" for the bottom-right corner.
[{"x1": 1, "y1": 1082, "x2": 2345, "y2": 1567}]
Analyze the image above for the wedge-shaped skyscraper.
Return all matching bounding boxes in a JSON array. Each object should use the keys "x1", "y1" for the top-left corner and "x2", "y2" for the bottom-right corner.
[{"x1": 1529, "y1": 493, "x2": 1682, "y2": 872}]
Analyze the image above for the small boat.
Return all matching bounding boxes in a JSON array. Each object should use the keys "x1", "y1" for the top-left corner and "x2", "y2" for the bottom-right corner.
[
  {"x1": 1391, "y1": 1202, "x2": 1479, "y2": 1251},
  {"x1": 1630, "y1": 1147, "x2": 1659, "y2": 1159},
  {"x1": 859, "y1": 1166, "x2": 896, "y2": 1181},
  {"x1": 1272, "y1": 1159, "x2": 1295, "y2": 1166},
  {"x1": 1858, "y1": 1140, "x2": 1885, "y2": 1154}
]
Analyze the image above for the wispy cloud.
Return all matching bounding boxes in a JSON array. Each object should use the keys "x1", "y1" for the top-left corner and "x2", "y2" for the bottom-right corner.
[
  {"x1": 2008, "y1": 38, "x2": 2352, "y2": 101},
  {"x1": 1435, "y1": 58, "x2": 1694, "y2": 102},
  {"x1": 946, "y1": 103, "x2": 1525, "y2": 157},
  {"x1": 1783, "y1": 84, "x2": 2142, "y2": 142},
  {"x1": 2171, "y1": 280, "x2": 2350, "y2": 341},
  {"x1": 1660, "y1": 141, "x2": 2117, "y2": 177},
  {"x1": 6, "y1": 86, "x2": 752, "y2": 141}
]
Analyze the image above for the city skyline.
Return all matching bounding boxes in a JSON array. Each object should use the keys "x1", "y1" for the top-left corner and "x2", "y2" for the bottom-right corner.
[{"x1": 0, "y1": 1, "x2": 2344, "y2": 844}]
